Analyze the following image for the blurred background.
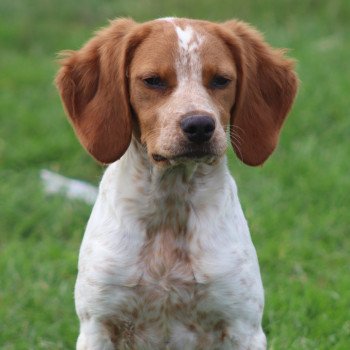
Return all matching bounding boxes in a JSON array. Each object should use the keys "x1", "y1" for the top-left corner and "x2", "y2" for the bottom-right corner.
[{"x1": 0, "y1": 0, "x2": 349, "y2": 349}]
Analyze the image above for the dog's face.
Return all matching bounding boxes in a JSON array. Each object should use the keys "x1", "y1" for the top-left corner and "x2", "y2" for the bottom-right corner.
[
  {"x1": 56, "y1": 18, "x2": 297, "y2": 166},
  {"x1": 129, "y1": 20, "x2": 236, "y2": 165}
]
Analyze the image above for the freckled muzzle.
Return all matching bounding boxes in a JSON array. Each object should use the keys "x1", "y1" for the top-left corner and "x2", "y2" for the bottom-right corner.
[{"x1": 151, "y1": 115, "x2": 221, "y2": 164}]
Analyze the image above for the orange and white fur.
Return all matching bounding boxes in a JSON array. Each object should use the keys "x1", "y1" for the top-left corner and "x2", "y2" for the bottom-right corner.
[{"x1": 56, "y1": 17, "x2": 297, "y2": 350}]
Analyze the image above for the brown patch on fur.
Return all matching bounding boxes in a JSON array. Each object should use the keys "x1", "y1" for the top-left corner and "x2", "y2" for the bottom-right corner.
[
  {"x1": 195, "y1": 23, "x2": 237, "y2": 131},
  {"x1": 139, "y1": 227, "x2": 194, "y2": 285},
  {"x1": 104, "y1": 320, "x2": 121, "y2": 345},
  {"x1": 128, "y1": 21, "x2": 179, "y2": 158},
  {"x1": 220, "y1": 328, "x2": 229, "y2": 342},
  {"x1": 196, "y1": 332, "x2": 212, "y2": 349},
  {"x1": 197, "y1": 311, "x2": 209, "y2": 322}
]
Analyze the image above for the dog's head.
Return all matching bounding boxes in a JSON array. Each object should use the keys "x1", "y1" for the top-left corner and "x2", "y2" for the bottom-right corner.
[{"x1": 56, "y1": 18, "x2": 298, "y2": 166}]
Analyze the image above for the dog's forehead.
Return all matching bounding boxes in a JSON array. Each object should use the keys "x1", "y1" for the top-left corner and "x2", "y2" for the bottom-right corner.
[
  {"x1": 151, "y1": 18, "x2": 212, "y2": 52},
  {"x1": 131, "y1": 18, "x2": 233, "y2": 74},
  {"x1": 162, "y1": 18, "x2": 204, "y2": 48}
]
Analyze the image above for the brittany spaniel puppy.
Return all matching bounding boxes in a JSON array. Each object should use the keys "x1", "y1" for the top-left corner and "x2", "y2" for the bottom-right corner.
[{"x1": 56, "y1": 17, "x2": 297, "y2": 350}]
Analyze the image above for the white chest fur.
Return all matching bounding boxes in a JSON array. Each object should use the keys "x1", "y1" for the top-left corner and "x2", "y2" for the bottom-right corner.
[{"x1": 75, "y1": 143, "x2": 265, "y2": 349}]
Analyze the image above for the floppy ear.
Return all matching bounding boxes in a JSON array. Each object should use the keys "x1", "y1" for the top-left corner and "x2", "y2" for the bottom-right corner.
[
  {"x1": 55, "y1": 19, "x2": 137, "y2": 164},
  {"x1": 221, "y1": 20, "x2": 298, "y2": 166}
]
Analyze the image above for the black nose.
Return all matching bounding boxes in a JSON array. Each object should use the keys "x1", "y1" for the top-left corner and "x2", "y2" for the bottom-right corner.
[{"x1": 180, "y1": 116, "x2": 215, "y2": 143}]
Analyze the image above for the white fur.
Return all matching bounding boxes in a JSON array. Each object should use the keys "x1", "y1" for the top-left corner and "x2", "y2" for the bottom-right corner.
[{"x1": 174, "y1": 25, "x2": 205, "y2": 89}]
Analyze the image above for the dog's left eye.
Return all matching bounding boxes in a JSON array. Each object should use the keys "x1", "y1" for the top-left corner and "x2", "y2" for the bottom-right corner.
[
  {"x1": 210, "y1": 75, "x2": 231, "y2": 89},
  {"x1": 143, "y1": 76, "x2": 167, "y2": 89}
]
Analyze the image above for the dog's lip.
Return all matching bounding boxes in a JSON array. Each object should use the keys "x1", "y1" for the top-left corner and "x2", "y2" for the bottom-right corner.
[
  {"x1": 152, "y1": 149, "x2": 218, "y2": 162},
  {"x1": 152, "y1": 154, "x2": 168, "y2": 162},
  {"x1": 172, "y1": 150, "x2": 216, "y2": 159}
]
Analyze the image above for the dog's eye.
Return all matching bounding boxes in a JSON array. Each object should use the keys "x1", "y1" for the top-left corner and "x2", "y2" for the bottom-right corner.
[
  {"x1": 210, "y1": 75, "x2": 231, "y2": 89},
  {"x1": 143, "y1": 76, "x2": 167, "y2": 89}
]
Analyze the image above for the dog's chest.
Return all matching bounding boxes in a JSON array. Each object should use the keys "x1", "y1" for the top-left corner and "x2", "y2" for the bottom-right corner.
[
  {"x1": 81, "y1": 163, "x2": 240, "y2": 347},
  {"x1": 105, "y1": 228, "x2": 228, "y2": 349}
]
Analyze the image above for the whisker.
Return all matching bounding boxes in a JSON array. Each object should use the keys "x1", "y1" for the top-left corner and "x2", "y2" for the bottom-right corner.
[
  {"x1": 231, "y1": 140, "x2": 244, "y2": 162},
  {"x1": 230, "y1": 124, "x2": 246, "y2": 136},
  {"x1": 227, "y1": 130, "x2": 243, "y2": 145}
]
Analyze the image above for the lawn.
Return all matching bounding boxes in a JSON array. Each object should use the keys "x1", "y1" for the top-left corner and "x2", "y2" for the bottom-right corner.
[{"x1": 0, "y1": 0, "x2": 349, "y2": 349}]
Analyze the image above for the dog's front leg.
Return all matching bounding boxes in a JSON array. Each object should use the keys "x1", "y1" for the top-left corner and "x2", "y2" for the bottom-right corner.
[
  {"x1": 76, "y1": 318, "x2": 115, "y2": 350},
  {"x1": 224, "y1": 325, "x2": 266, "y2": 350}
]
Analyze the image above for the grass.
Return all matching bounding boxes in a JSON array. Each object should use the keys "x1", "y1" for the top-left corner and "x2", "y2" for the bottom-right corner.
[{"x1": 0, "y1": 0, "x2": 349, "y2": 348}]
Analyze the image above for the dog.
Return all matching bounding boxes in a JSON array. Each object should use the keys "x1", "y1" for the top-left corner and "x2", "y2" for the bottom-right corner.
[{"x1": 56, "y1": 17, "x2": 297, "y2": 349}]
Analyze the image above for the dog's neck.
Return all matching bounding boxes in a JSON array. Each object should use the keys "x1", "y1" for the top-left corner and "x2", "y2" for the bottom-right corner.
[{"x1": 111, "y1": 138, "x2": 230, "y2": 233}]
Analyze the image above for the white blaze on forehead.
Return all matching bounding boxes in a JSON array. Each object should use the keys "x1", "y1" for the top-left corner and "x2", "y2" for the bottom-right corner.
[
  {"x1": 171, "y1": 24, "x2": 216, "y2": 114},
  {"x1": 173, "y1": 25, "x2": 204, "y2": 87},
  {"x1": 175, "y1": 26, "x2": 196, "y2": 51},
  {"x1": 174, "y1": 25, "x2": 204, "y2": 72}
]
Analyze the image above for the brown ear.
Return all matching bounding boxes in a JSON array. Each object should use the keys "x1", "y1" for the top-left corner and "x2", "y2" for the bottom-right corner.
[
  {"x1": 55, "y1": 19, "x2": 137, "y2": 164},
  {"x1": 221, "y1": 21, "x2": 298, "y2": 166}
]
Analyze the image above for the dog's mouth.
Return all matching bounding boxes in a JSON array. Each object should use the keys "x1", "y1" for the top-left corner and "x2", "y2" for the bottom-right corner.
[
  {"x1": 152, "y1": 148, "x2": 220, "y2": 165},
  {"x1": 152, "y1": 154, "x2": 168, "y2": 162}
]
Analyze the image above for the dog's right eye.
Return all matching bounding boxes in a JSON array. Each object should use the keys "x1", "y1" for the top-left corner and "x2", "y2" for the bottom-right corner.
[
  {"x1": 143, "y1": 76, "x2": 167, "y2": 89},
  {"x1": 210, "y1": 75, "x2": 231, "y2": 89}
]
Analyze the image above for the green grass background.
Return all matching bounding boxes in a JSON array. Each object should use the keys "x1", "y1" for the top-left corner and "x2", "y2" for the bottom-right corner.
[{"x1": 1, "y1": 0, "x2": 349, "y2": 349}]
